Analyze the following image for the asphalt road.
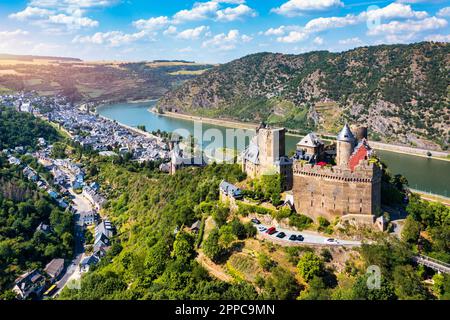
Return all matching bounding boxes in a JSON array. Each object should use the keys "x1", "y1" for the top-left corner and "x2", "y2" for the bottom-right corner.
[
  {"x1": 254, "y1": 222, "x2": 362, "y2": 247},
  {"x1": 53, "y1": 188, "x2": 92, "y2": 296}
]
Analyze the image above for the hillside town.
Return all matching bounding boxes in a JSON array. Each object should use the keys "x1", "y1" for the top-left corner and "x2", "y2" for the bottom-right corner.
[
  {"x1": 0, "y1": 92, "x2": 171, "y2": 164},
  {"x1": 2, "y1": 134, "x2": 117, "y2": 299}
]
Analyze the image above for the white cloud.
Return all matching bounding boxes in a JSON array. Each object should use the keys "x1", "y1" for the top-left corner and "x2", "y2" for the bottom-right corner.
[
  {"x1": 304, "y1": 14, "x2": 360, "y2": 33},
  {"x1": 48, "y1": 13, "x2": 98, "y2": 28},
  {"x1": 73, "y1": 30, "x2": 149, "y2": 47},
  {"x1": 0, "y1": 29, "x2": 29, "y2": 38},
  {"x1": 173, "y1": 1, "x2": 219, "y2": 23},
  {"x1": 313, "y1": 36, "x2": 324, "y2": 45},
  {"x1": 277, "y1": 31, "x2": 308, "y2": 43},
  {"x1": 163, "y1": 26, "x2": 177, "y2": 36},
  {"x1": 202, "y1": 29, "x2": 251, "y2": 50},
  {"x1": 264, "y1": 26, "x2": 287, "y2": 36},
  {"x1": 9, "y1": 6, "x2": 52, "y2": 20},
  {"x1": 176, "y1": 26, "x2": 209, "y2": 40},
  {"x1": 216, "y1": 4, "x2": 256, "y2": 21},
  {"x1": 29, "y1": 0, "x2": 117, "y2": 8},
  {"x1": 367, "y1": 17, "x2": 448, "y2": 36},
  {"x1": 360, "y1": 3, "x2": 428, "y2": 22},
  {"x1": 133, "y1": 16, "x2": 170, "y2": 31},
  {"x1": 425, "y1": 34, "x2": 450, "y2": 42},
  {"x1": 272, "y1": 0, "x2": 344, "y2": 17},
  {"x1": 9, "y1": 0, "x2": 114, "y2": 31},
  {"x1": 437, "y1": 7, "x2": 450, "y2": 17}
]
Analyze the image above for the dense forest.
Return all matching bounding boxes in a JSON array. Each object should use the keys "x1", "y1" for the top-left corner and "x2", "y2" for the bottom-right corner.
[
  {"x1": 0, "y1": 106, "x2": 62, "y2": 151},
  {"x1": 0, "y1": 158, "x2": 73, "y2": 297},
  {"x1": 158, "y1": 42, "x2": 449, "y2": 149}
]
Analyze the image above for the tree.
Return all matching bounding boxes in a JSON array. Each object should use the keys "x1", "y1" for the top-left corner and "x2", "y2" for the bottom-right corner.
[
  {"x1": 51, "y1": 142, "x2": 67, "y2": 159},
  {"x1": 203, "y1": 229, "x2": 223, "y2": 262},
  {"x1": 401, "y1": 215, "x2": 421, "y2": 244},
  {"x1": 299, "y1": 276, "x2": 330, "y2": 300},
  {"x1": 171, "y1": 231, "x2": 195, "y2": 262},
  {"x1": 320, "y1": 249, "x2": 333, "y2": 262},
  {"x1": 352, "y1": 274, "x2": 396, "y2": 300},
  {"x1": 230, "y1": 218, "x2": 246, "y2": 239},
  {"x1": 393, "y1": 265, "x2": 427, "y2": 300},
  {"x1": 263, "y1": 267, "x2": 300, "y2": 300},
  {"x1": 297, "y1": 252, "x2": 324, "y2": 282},
  {"x1": 260, "y1": 174, "x2": 282, "y2": 206},
  {"x1": 218, "y1": 225, "x2": 237, "y2": 250},
  {"x1": 258, "y1": 253, "x2": 276, "y2": 271},
  {"x1": 212, "y1": 204, "x2": 229, "y2": 227},
  {"x1": 144, "y1": 239, "x2": 171, "y2": 279}
]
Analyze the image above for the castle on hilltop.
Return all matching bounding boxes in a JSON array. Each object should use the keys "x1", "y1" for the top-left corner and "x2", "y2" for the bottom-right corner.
[
  {"x1": 241, "y1": 123, "x2": 382, "y2": 225},
  {"x1": 241, "y1": 123, "x2": 293, "y2": 190}
]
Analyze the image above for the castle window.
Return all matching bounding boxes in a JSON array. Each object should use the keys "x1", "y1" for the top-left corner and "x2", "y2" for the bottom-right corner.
[{"x1": 311, "y1": 200, "x2": 313, "y2": 207}]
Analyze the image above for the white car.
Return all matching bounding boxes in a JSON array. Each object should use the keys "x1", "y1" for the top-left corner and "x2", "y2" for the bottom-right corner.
[
  {"x1": 325, "y1": 238, "x2": 339, "y2": 244},
  {"x1": 258, "y1": 226, "x2": 267, "y2": 232}
]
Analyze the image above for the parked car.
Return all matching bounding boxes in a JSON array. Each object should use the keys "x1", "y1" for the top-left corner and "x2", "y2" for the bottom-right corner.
[
  {"x1": 296, "y1": 235, "x2": 304, "y2": 241},
  {"x1": 289, "y1": 234, "x2": 297, "y2": 241},
  {"x1": 276, "y1": 232, "x2": 286, "y2": 239},
  {"x1": 251, "y1": 218, "x2": 261, "y2": 225},
  {"x1": 258, "y1": 226, "x2": 267, "y2": 232},
  {"x1": 266, "y1": 227, "x2": 277, "y2": 235}
]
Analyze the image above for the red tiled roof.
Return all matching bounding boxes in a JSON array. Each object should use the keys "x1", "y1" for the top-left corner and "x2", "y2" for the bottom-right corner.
[{"x1": 349, "y1": 141, "x2": 370, "y2": 171}]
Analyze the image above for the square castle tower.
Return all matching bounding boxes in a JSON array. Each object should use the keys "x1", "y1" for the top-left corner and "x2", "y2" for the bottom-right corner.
[{"x1": 241, "y1": 124, "x2": 293, "y2": 190}]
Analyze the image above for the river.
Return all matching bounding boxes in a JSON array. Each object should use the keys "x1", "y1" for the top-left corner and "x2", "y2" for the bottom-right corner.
[{"x1": 98, "y1": 101, "x2": 450, "y2": 197}]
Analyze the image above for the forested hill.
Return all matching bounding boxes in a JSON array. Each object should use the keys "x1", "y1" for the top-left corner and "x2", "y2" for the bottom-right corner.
[
  {"x1": 0, "y1": 106, "x2": 62, "y2": 150},
  {"x1": 158, "y1": 42, "x2": 449, "y2": 150}
]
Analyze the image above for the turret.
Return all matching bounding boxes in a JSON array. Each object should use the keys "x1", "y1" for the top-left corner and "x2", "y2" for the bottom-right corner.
[{"x1": 336, "y1": 124, "x2": 355, "y2": 167}]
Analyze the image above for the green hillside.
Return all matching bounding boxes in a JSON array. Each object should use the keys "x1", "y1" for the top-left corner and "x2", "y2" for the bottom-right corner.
[{"x1": 158, "y1": 42, "x2": 449, "y2": 150}]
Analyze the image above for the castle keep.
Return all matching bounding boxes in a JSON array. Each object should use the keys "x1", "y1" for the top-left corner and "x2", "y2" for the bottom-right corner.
[
  {"x1": 292, "y1": 124, "x2": 382, "y2": 223},
  {"x1": 242, "y1": 124, "x2": 293, "y2": 190}
]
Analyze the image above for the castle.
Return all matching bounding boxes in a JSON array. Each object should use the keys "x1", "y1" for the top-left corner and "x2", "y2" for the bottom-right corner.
[
  {"x1": 241, "y1": 124, "x2": 293, "y2": 190},
  {"x1": 242, "y1": 124, "x2": 382, "y2": 224}
]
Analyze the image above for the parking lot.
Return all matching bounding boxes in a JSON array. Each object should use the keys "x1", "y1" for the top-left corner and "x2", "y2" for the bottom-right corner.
[{"x1": 252, "y1": 220, "x2": 362, "y2": 247}]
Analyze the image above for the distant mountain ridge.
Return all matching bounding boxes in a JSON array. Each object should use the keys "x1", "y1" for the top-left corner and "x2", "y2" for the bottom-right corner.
[
  {"x1": 0, "y1": 53, "x2": 82, "y2": 62},
  {"x1": 158, "y1": 42, "x2": 449, "y2": 150},
  {"x1": 0, "y1": 56, "x2": 214, "y2": 103}
]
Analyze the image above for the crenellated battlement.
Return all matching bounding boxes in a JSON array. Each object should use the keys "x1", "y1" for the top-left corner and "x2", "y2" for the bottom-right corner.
[{"x1": 293, "y1": 160, "x2": 381, "y2": 183}]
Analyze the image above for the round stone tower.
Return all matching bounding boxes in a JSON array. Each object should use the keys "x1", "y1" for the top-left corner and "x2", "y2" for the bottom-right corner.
[
  {"x1": 355, "y1": 126, "x2": 368, "y2": 142},
  {"x1": 336, "y1": 124, "x2": 355, "y2": 167}
]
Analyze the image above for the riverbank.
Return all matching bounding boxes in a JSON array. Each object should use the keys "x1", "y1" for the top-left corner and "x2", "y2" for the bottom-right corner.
[
  {"x1": 154, "y1": 110, "x2": 450, "y2": 162},
  {"x1": 152, "y1": 110, "x2": 260, "y2": 130},
  {"x1": 411, "y1": 189, "x2": 450, "y2": 206},
  {"x1": 98, "y1": 115, "x2": 162, "y2": 142}
]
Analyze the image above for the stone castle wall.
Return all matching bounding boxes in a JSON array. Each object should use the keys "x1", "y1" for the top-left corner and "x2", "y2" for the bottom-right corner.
[{"x1": 292, "y1": 160, "x2": 382, "y2": 221}]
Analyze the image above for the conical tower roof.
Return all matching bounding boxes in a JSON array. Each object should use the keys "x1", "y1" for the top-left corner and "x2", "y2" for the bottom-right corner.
[{"x1": 337, "y1": 124, "x2": 355, "y2": 142}]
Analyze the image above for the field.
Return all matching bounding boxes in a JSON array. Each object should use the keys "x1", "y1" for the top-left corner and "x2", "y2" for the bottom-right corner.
[{"x1": 0, "y1": 54, "x2": 214, "y2": 103}]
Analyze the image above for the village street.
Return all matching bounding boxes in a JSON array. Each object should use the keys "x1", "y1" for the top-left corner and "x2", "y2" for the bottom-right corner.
[{"x1": 53, "y1": 188, "x2": 92, "y2": 296}]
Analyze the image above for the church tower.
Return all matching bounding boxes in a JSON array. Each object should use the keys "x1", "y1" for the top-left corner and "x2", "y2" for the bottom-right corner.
[{"x1": 336, "y1": 124, "x2": 355, "y2": 167}]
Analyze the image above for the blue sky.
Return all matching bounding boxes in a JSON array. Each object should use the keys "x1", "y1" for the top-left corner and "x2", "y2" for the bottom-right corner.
[{"x1": 0, "y1": 0, "x2": 449, "y2": 63}]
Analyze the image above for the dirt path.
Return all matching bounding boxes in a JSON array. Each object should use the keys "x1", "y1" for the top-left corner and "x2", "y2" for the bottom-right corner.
[{"x1": 196, "y1": 251, "x2": 233, "y2": 282}]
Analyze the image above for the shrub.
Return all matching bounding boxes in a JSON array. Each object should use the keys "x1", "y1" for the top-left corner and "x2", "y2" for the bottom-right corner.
[{"x1": 289, "y1": 214, "x2": 313, "y2": 230}]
